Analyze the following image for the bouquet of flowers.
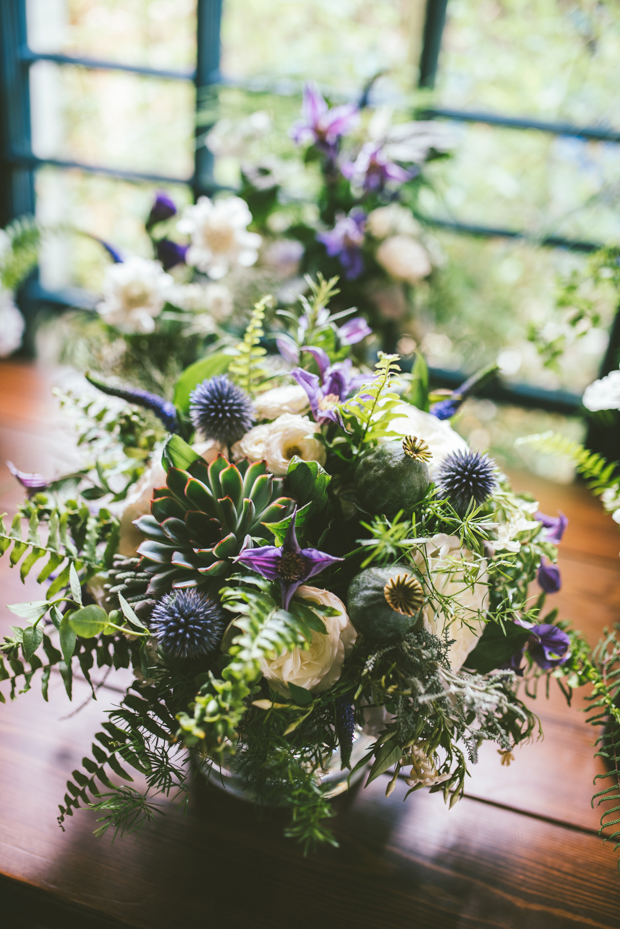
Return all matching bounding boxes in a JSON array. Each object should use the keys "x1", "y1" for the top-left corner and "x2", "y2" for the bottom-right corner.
[{"x1": 0, "y1": 275, "x2": 599, "y2": 852}]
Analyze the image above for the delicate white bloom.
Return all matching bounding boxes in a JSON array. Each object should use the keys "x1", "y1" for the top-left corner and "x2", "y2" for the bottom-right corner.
[
  {"x1": 376, "y1": 234, "x2": 432, "y2": 284},
  {"x1": 405, "y1": 742, "x2": 450, "y2": 788},
  {"x1": 367, "y1": 204, "x2": 421, "y2": 240},
  {"x1": 583, "y1": 369, "x2": 620, "y2": 411},
  {"x1": 602, "y1": 484, "x2": 620, "y2": 513},
  {"x1": 173, "y1": 282, "x2": 233, "y2": 322},
  {"x1": 177, "y1": 196, "x2": 262, "y2": 280},
  {"x1": 261, "y1": 586, "x2": 356, "y2": 694},
  {"x1": 0, "y1": 289, "x2": 24, "y2": 356},
  {"x1": 97, "y1": 257, "x2": 174, "y2": 334},
  {"x1": 385, "y1": 403, "x2": 468, "y2": 477},
  {"x1": 117, "y1": 440, "x2": 222, "y2": 557},
  {"x1": 414, "y1": 534, "x2": 488, "y2": 672},
  {"x1": 232, "y1": 413, "x2": 325, "y2": 476},
  {"x1": 261, "y1": 239, "x2": 304, "y2": 277},
  {"x1": 254, "y1": 384, "x2": 310, "y2": 420},
  {"x1": 613, "y1": 509, "x2": 620, "y2": 525},
  {"x1": 205, "y1": 111, "x2": 272, "y2": 158},
  {"x1": 493, "y1": 512, "x2": 541, "y2": 554}
]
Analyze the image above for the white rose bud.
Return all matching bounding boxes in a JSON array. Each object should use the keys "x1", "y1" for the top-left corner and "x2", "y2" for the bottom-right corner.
[
  {"x1": 254, "y1": 384, "x2": 310, "y2": 420},
  {"x1": 232, "y1": 414, "x2": 325, "y2": 476},
  {"x1": 376, "y1": 234, "x2": 432, "y2": 284},
  {"x1": 261, "y1": 586, "x2": 357, "y2": 694}
]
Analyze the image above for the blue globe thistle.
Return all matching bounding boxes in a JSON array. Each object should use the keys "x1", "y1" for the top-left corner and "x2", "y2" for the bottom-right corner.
[
  {"x1": 189, "y1": 375, "x2": 255, "y2": 445},
  {"x1": 436, "y1": 449, "x2": 497, "y2": 512},
  {"x1": 149, "y1": 589, "x2": 226, "y2": 659}
]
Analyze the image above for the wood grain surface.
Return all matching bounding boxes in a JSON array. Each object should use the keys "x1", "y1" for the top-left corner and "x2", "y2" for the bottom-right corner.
[{"x1": 1, "y1": 360, "x2": 620, "y2": 929}]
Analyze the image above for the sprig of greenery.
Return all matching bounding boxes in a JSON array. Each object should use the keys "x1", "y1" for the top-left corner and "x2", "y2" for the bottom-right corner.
[
  {"x1": 516, "y1": 432, "x2": 618, "y2": 494},
  {"x1": 340, "y1": 352, "x2": 402, "y2": 455},
  {"x1": 228, "y1": 295, "x2": 271, "y2": 396},
  {"x1": 0, "y1": 216, "x2": 40, "y2": 292}
]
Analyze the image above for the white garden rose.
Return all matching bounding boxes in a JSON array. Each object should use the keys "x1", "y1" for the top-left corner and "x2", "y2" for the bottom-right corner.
[
  {"x1": 117, "y1": 439, "x2": 222, "y2": 557},
  {"x1": 0, "y1": 289, "x2": 24, "y2": 357},
  {"x1": 376, "y1": 234, "x2": 431, "y2": 284},
  {"x1": 414, "y1": 533, "x2": 488, "y2": 672},
  {"x1": 367, "y1": 204, "x2": 421, "y2": 240},
  {"x1": 177, "y1": 196, "x2": 262, "y2": 280},
  {"x1": 232, "y1": 414, "x2": 325, "y2": 476},
  {"x1": 385, "y1": 403, "x2": 468, "y2": 477},
  {"x1": 261, "y1": 586, "x2": 357, "y2": 694},
  {"x1": 97, "y1": 257, "x2": 174, "y2": 334},
  {"x1": 254, "y1": 384, "x2": 310, "y2": 420}
]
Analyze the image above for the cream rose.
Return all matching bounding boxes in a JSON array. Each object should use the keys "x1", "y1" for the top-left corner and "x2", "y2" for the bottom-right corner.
[
  {"x1": 367, "y1": 204, "x2": 421, "y2": 240},
  {"x1": 414, "y1": 533, "x2": 488, "y2": 672},
  {"x1": 232, "y1": 414, "x2": 325, "y2": 476},
  {"x1": 117, "y1": 439, "x2": 222, "y2": 557},
  {"x1": 376, "y1": 234, "x2": 431, "y2": 284},
  {"x1": 254, "y1": 384, "x2": 310, "y2": 420},
  {"x1": 261, "y1": 586, "x2": 357, "y2": 694},
  {"x1": 384, "y1": 403, "x2": 468, "y2": 477}
]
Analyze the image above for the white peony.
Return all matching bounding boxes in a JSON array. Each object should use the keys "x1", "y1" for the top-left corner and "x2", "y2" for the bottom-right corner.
[
  {"x1": 376, "y1": 234, "x2": 432, "y2": 284},
  {"x1": 254, "y1": 384, "x2": 310, "y2": 420},
  {"x1": 117, "y1": 440, "x2": 222, "y2": 557},
  {"x1": 385, "y1": 403, "x2": 468, "y2": 477},
  {"x1": 582, "y1": 369, "x2": 620, "y2": 412},
  {"x1": 414, "y1": 533, "x2": 488, "y2": 672},
  {"x1": 367, "y1": 204, "x2": 421, "y2": 240},
  {"x1": 0, "y1": 289, "x2": 24, "y2": 356},
  {"x1": 97, "y1": 257, "x2": 174, "y2": 334},
  {"x1": 177, "y1": 196, "x2": 262, "y2": 280},
  {"x1": 174, "y1": 282, "x2": 233, "y2": 322},
  {"x1": 260, "y1": 586, "x2": 357, "y2": 694},
  {"x1": 232, "y1": 414, "x2": 325, "y2": 476}
]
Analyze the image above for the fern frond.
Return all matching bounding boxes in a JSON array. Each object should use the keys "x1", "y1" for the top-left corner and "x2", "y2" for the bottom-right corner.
[
  {"x1": 0, "y1": 216, "x2": 40, "y2": 292},
  {"x1": 340, "y1": 351, "x2": 402, "y2": 451},
  {"x1": 516, "y1": 431, "x2": 617, "y2": 493},
  {"x1": 228, "y1": 295, "x2": 271, "y2": 396}
]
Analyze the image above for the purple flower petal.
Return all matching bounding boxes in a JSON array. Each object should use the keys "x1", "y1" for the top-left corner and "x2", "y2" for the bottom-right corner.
[
  {"x1": 537, "y1": 558, "x2": 561, "y2": 594},
  {"x1": 535, "y1": 511, "x2": 568, "y2": 545},
  {"x1": 7, "y1": 461, "x2": 49, "y2": 493},
  {"x1": 235, "y1": 545, "x2": 282, "y2": 580},
  {"x1": 337, "y1": 317, "x2": 372, "y2": 346},
  {"x1": 147, "y1": 192, "x2": 177, "y2": 227},
  {"x1": 528, "y1": 623, "x2": 571, "y2": 669},
  {"x1": 291, "y1": 368, "x2": 322, "y2": 420},
  {"x1": 276, "y1": 336, "x2": 300, "y2": 366},
  {"x1": 299, "y1": 547, "x2": 343, "y2": 580},
  {"x1": 317, "y1": 210, "x2": 366, "y2": 282},
  {"x1": 302, "y1": 346, "x2": 330, "y2": 380},
  {"x1": 156, "y1": 238, "x2": 188, "y2": 271}
]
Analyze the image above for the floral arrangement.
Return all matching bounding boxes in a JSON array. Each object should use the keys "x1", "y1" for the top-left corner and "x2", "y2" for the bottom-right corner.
[
  {"x1": 1, "y1": 272, "x2": 603, "y2": 853},
  {"x1": 38, "y1": 81, "x2": 451, "y2": 390}
]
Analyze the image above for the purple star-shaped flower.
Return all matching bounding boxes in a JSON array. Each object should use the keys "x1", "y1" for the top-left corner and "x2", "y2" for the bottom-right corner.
[
  {"x1": 337, "y1": 316, "x2": 372, "y2": 346},
  {"x1": 235, "y1": 509, "x2": 342, "y2": 609},
  {"x1": 537, "y1": 558, "x2": 562, "y2": 593},
  {"x1": 342, "y1": 143, "x2": 413, "y2": 193},
  {"x1": 535, "y1": 511, "x2": 568, "y2": 545},
  {"x1": 290, "y1": 82, "x2": 359, "y2": 156},
  {"x1": 292, "y1": 351, "x2": 366, "y2": 424},
  {"x1": 508, "y1": 618, "x2": 571, "y2": 673},
  {"x1": 317, "y1": 210, "x2": 366, "y2": 280}
]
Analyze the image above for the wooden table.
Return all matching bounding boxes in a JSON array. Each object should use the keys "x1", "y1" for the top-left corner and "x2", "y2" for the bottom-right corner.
[{"x1": 1, "y1": 361, "x2": 620, "y2": 928}]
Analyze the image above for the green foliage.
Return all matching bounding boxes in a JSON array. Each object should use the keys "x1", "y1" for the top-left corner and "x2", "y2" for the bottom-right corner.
[
  {"x1": 0, "y1": 216, "x2": 40, "y2": 292},
  {"x1": 516, "y1": 431, "x2": 617, "y2": 494},
  {"x1": 340, "y1": 352, "x2": 402, "y2": 454},
  {"x1": 401, "y1": 352, "x2": 430, "y2": 412},
  {"x1": 228, "y1": 295, "x2": 271, "y2": 396}
]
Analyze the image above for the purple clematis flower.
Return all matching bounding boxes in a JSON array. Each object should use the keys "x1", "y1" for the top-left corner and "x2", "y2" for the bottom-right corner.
[
  {"x1": 292, "y1": 352, "x2": 366, "y2": 424},
  {"x1": 317, "y1": 210, "x2": 366, "y2": 280},
  {"x1": 147, "y1": 192, "x2": 177, "y2": 227},
  {"x1": 235, "y1": 509, "x2": 343, "y2": 609},
  {"x1": 342, "y1": 143, "x2": 414, "y2": 193},
  {"x1": 275, "y1": 335, "x2": 301, "y2": 366},
  {"x1": 509, "y1": 621, "x2": 571, "y2": 673},
  {"x1": 535, "y1": 511, "x2": 568, "y2": 545},
  {"x1": 537, "y1": 558, "x2": 561, "y2": 594},
  {"x1": 337, "y1": 316, "x2": 372, "y2": 346},
  {"x1": 290, "y1": 82, "x2": 359, "y2": 156},
  {"x1": 156, "y1": 238, "x2": 188, "y2": 271},
  {"x1": 7, "y1": 461, "x2": 49, "y2": 495}
]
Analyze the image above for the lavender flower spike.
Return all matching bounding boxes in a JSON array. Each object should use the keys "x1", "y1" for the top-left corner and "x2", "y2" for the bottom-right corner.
[
  {"x1": 85, "y1": 374, "x2": 179, "y2": 434},
  {"x1": 317, "y1": 210, "x2": 366, "y2": 281},
  {"x1": 235, "y1": 508, "x2": 343, "y2": 609},
  {"x1": 431, "y1": 362, "x2": 501, "y2": 420},
  {"x1": 7, "y1": 461, "x2": 49, "y2": 495},
  {"x1": 337, "y1": 316, "x2": 372, "y2": 346},
  {"x1": 537, "y1": 558, "x2": 561, "y2": 594},
  {"x1": 535, "y1": 511, "x2": 568, "y2": 545}
]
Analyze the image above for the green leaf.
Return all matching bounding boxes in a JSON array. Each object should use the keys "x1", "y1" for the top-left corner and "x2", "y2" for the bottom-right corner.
[
  {"x1": 162, "y1": 435, "x2": 201, "y2": 473},
  {"x1": 365, "y1": 740, "x2": 402, "y2": 786},
  {"x1": 263, "y1": 502, "x2": 313, "y2": 545},
  {"x1": 465, "y1": 621, "x2": 530, "y2": 675},
  {"x1": 173, "y1": 353, "x2": 232, "y2": 414},
  {"x1": 22, "y1": 624, "x2": 44, "y2": 662},
  {"x1": 405, "y1": 352, "x2": 429, "y2": 412},
  {"x1": 118, "y1": 592, "x2": 147, "y2": 631},
  {"x1": 68, "y1": 605, "x2": 110, "y2": 639},
  {"x1": 287, "y1": 681, "x2": 313, "y2": 707},
  {"x1": 59, "y1": 615, "x2": 77, "y2": 662},
  {"x1": 69, "y1": 563, "x2": 82, "y2": 605},
  {"x1": 7, "y1": 601, "x2": 49, "y2": 624},
  {"x1": 285, "y1": 458, "x2": 331, "y2": 514}
]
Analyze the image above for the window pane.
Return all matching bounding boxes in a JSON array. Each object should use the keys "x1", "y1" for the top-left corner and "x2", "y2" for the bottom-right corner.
[
  {"x1": 221, "y1": 0, "x2": 421, "y2": 94},
  {"x1": 29, "y1": 63, "x2": 195, "y2": 178},
  {"x1": 420, "y1": 123, "x2": 620, "y2": 243},
  {"x1": 411, "y1": 232, "x2": 614, "y2": 393},
  {"x1": 437, "y1": 0, "x2": 620, "y2": 127},
  {"x1": 35, "y1": 167, "x2": 191, "y2": 290},
  {"x1": 27, "y1": 0, "x2": 197, "y2": 70}
]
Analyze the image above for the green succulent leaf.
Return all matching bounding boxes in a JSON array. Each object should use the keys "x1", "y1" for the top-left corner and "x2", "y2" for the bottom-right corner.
[
  {"x1": 285, "y1": 458, "x2": 331, "y2": 514},
  {"x1": 162, "y1": 435, "x2": 201, "y2": 473}
]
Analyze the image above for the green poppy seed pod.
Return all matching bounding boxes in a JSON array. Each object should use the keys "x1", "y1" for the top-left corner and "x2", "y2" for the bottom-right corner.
[
  {"x1": 347, "y1": 565, "x2": 423, "y2": 644},
  {"x1": 354, "y1": 439, "x2": 430, "y2": 518}
]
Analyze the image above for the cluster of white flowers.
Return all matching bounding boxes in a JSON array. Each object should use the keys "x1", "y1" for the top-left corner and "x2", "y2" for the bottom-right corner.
[
  {"x1": 177, "y1": 196, "x2": 261, "y2": 280},
  {"x1": 97, "y1": 257, "x2": 174, "y2": 333},
  {"x1": 582, "y1": 369, "x2": 620, "y2": 412}
]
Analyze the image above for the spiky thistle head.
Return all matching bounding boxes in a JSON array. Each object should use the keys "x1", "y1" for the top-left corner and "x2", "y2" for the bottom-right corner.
[
  {"x1": 189, "y1": 374, "x2": 255, "y2": 445},
  {"x1": 436, "y1": 449, "x2": 497, "y2": 512},
  {"x1": 149, "y1": 589, "x2": 226, "y2": 659},
  {"x1": 402, "y1": 435, "x2": 432, "y2": 463},
  {"x1": 384, "y1": 573, "x2": 424, "y2": 616}
]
